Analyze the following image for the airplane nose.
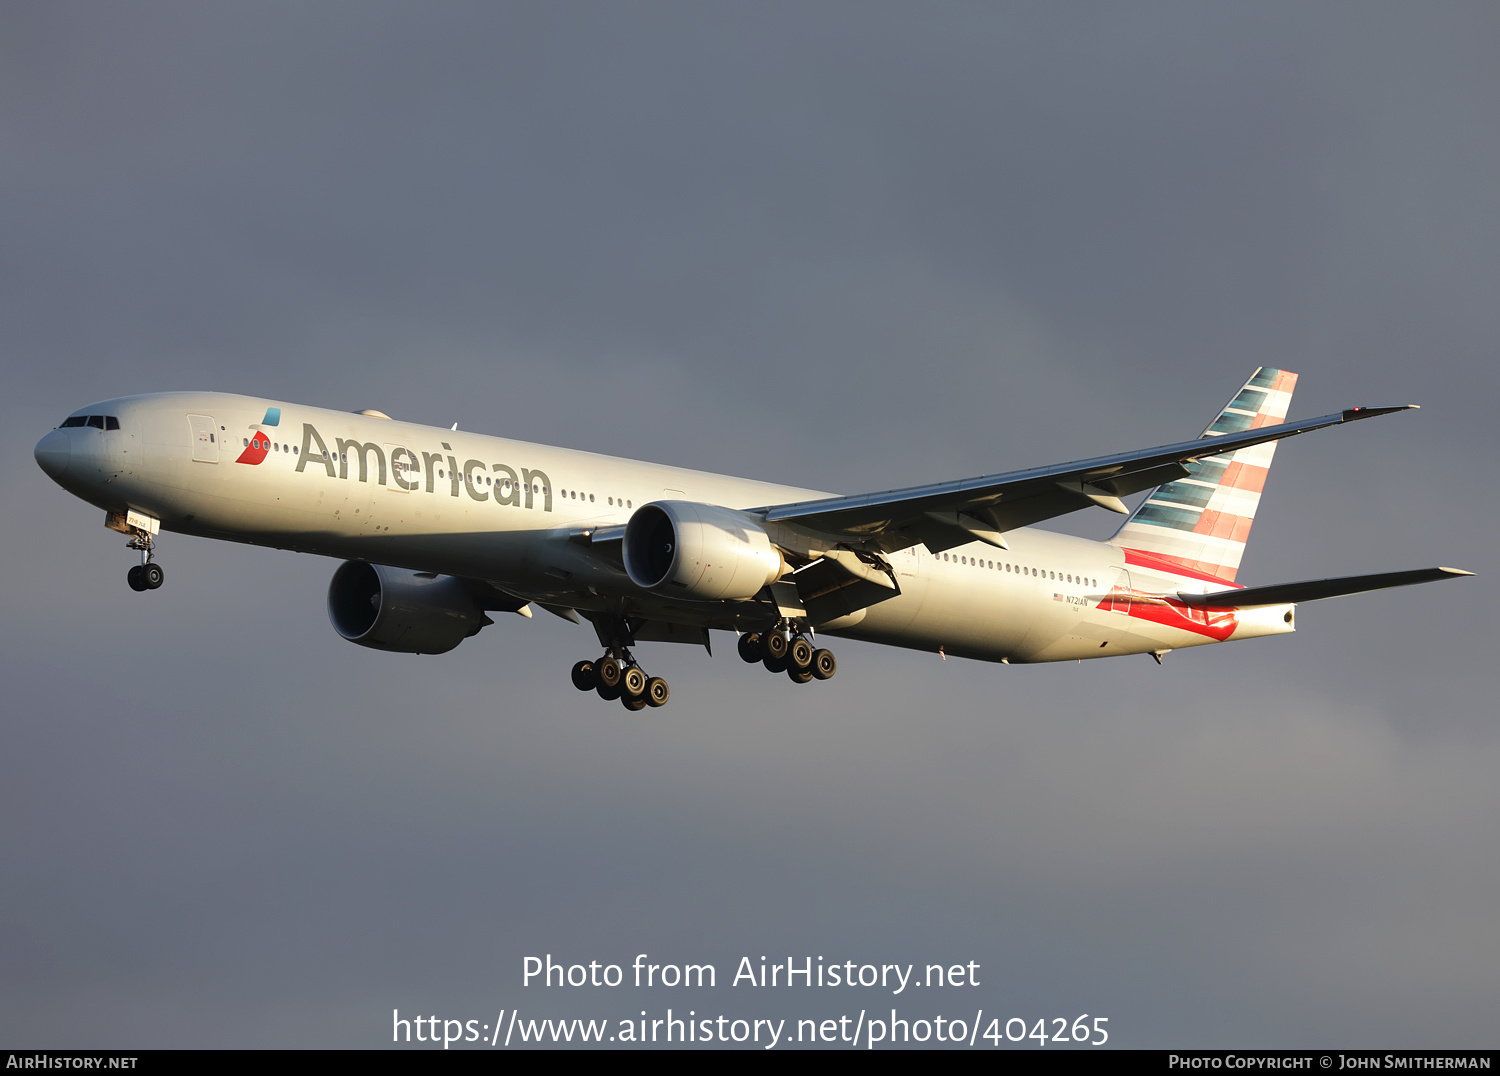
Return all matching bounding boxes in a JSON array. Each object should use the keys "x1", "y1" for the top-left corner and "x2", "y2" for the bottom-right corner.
[{"x1": 34, "y1": 429, "x2": 72, "y2": 483}]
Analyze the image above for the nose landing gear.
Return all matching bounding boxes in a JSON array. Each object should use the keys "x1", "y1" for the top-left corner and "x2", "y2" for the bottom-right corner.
[{"x1": 125, "y1": 533, "x2": 164, "y2": 592}]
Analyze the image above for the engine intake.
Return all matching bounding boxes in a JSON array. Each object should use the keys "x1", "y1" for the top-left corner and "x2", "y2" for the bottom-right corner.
[
  {"x1": 623, "y1": 501, "x2": 784, "y2": 601},
  {"x1": 328, "y1": 561, "x2": 488, "y2": 654}
]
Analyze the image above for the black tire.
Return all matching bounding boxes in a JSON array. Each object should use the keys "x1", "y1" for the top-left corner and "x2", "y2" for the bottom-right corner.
[
  {"x1": 645, "y1": 677, "x2": 670, "y2": 707},
  {"x1": 763, "y1": 632, "x2": 789, "y2": 662},
  {"x1": 787, "y1": 665, "x2": 814, "y2": 684},
  {"x1": 596, "y1": 680, "x2": 622, "y2": 701},
  {"x1": 127, "y1": 565, "x2": 148, "y2": 592},
  {"x1": 621, "y1": 692, "x2": 648, "y2": 712},
  {"x1": 762, "y1": 652, "x2": 788, "y2": 674},
  {"x1": 597, "y1": 657, "x2": 623, "y2": 690},
  {"x1": 812, "y1": 649, "x2": 837, "y2": 680},
  {"x1": 621, "y1": 666, "x2": 647, "y2": 698},
  {"x1": 143, "y1": 562, "x2": 164, "y2": 590},
  {"x1": 789, "y1": 636, "x2": 814, "y2": 670},
  {"x1": 737, "y1": 633, "x2": 763, "y2": 663},
  {"x1": 571, "y1": 660, "x2": 597, "y2": 691}
]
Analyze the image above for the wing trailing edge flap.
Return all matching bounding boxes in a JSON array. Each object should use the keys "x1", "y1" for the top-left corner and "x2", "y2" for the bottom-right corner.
[
  {"x1": 759, "y1": 406, "x2": 1415, "y2": 553},
  {"x1": 791, "y1": 548, "x2": 901, "y2": 625},
  {"x1": 1178, "y1": 567, "x2": 1472, "y2": 608}
]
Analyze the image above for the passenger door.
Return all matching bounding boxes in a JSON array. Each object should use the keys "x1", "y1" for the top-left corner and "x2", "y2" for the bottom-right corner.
[{"x1": 188, "y1": 414, "x2": 219, "y2": 463}]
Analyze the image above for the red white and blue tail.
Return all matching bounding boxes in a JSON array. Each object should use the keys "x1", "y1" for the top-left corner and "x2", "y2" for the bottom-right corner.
[{"x1": 1108, "y1": 367, "x2": 1298, "y2": 584}]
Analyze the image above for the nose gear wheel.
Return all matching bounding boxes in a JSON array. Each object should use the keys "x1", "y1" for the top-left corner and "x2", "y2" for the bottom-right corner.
[{"x1": 124, "y1": 531, "x2": 164, "y2": 591}]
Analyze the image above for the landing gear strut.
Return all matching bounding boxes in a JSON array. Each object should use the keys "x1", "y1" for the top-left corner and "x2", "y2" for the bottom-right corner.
[
  {"x1": 125, "y1": 533, "x2": 164, "y2": 592},
  {"x1": 737, "y1": 626, "x2": 837, "y2": 687}
]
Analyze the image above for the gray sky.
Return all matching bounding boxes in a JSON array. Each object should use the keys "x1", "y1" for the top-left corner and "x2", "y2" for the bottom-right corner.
[{"x1": 3, "y1": 1, "x2": 1496, "y2": 1048}]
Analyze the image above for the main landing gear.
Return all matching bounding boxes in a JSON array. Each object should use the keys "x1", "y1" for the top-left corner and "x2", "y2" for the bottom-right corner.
[
  {"x1": 571, "y1": 652, "x2": 671, "y2": 711},
  {"x1": 737, "y1": 629, "x2": 837, "y2": 686},
  {"x1": 125, "y1": 533, "x2": 164, "y2": 593}
]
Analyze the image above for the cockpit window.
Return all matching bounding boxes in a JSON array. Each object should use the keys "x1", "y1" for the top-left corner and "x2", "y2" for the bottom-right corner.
[
  {"x1": 60, "y1": 416, "x2": 87, "y2": 428},
  {"x1": 59, "y1": 414, "x2": 119, "y2": 429},
  {"x1": 105, "y1": 416, "x2": 119, "y2": 430},
  {"x1": 86, "y1": 415, "x2": 105, "y2": 429}
]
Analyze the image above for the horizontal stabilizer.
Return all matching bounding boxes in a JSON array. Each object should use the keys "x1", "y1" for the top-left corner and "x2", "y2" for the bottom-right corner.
[{"x1": 1178, "y1": 566, "x2": 1472, "y2": 608}]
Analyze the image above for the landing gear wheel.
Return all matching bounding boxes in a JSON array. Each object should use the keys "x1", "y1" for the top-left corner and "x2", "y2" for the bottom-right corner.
[
  {"x1": 621, "y1": 666, "x2": 647, "y2": 698},
  {"x1": 127, "y1": 565, "x2": 148, "y2": 592},
  {"x1": 143, "y1": 563, "x2": 164, "y2": 590},
  {"x1": 737, "y1": 633, "x2": 763, "y2": 663},
  {"x1": 812, "y1": 649, "x2": 837, "y2": 680},
  {"x1": 762, "y1": 631, "x2": 789, "y2": 672},
  {"x1": 597, "y1": 657, "x2": 622, "y2": 690},
  {"x1": 789, "y1": 636, "x2": 814, "y2": 671},
  {"x1": 787, "y1": 665, "x2": 815, "y2": 684},
  {"x1": 645, "y1": 677, "x2": 670, "y2": 707},
  {"x1": 571, "y1": 660, "x2": 598, "y2": 691},
  {"x1": 621, "y1": 692, "x2": 648, "y2": 712},
  {"x1": 596, "y1": 680, "x2": 622, "y2": 701}
]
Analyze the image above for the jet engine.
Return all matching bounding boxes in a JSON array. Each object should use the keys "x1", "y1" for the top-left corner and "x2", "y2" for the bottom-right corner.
[
  {"x1": 623, "y1": 501, "x2": 784, "y2": 601},
  {"x1": 327, "y1": 561, "x2": 489, "y2": 654}
]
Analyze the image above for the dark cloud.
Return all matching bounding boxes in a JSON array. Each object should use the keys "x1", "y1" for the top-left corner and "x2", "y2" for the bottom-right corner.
[{"x1": 2, "y1": 1, "x2": 1495, "y2": 1047}]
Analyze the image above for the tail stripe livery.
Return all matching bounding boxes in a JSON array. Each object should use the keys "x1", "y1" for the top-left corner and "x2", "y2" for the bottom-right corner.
[{"x1": 1110, "y1": 367, "x2": 1298, "y2": 584}]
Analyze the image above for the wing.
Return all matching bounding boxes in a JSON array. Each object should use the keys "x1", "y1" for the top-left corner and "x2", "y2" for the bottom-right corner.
[
  {"x1": 758, "y1": 405, "x2": 1414, "y2": 553},
  {"x1": 1177, "y1": 566, "x2": 1473, "y2": 608}
]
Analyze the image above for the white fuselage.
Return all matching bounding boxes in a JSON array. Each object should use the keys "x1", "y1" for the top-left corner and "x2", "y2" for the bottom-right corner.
[{"x1": 34, "y1": 392, "x2": 1295, "y2": 663}]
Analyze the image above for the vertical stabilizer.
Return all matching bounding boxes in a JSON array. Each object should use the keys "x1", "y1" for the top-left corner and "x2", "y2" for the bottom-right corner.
[{"x1": 1108, "y1": 367, "x2": 1298, "y2": 584}]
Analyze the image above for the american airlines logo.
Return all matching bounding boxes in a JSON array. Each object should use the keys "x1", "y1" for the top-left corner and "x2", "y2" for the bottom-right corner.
[
  {"x1": 289, "y1": 421, "x2": 553, "y2": 511},
  {"x1": 234, "y1": 406, "x2": 282, "y2": 465}
]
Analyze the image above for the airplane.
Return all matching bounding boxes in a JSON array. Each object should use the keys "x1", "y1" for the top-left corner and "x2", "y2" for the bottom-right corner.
[{"x1": 33, "y1": 368, "x2": 1470, "y2": 710}]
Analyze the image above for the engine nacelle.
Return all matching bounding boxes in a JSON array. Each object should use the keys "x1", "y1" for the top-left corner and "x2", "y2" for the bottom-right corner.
[
  {"x1": 623, "y1": 501, "x2": 784, "y2": 601},
  {"x1": 327, "y1": 561, "x2": 488, "y2": 654}
]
